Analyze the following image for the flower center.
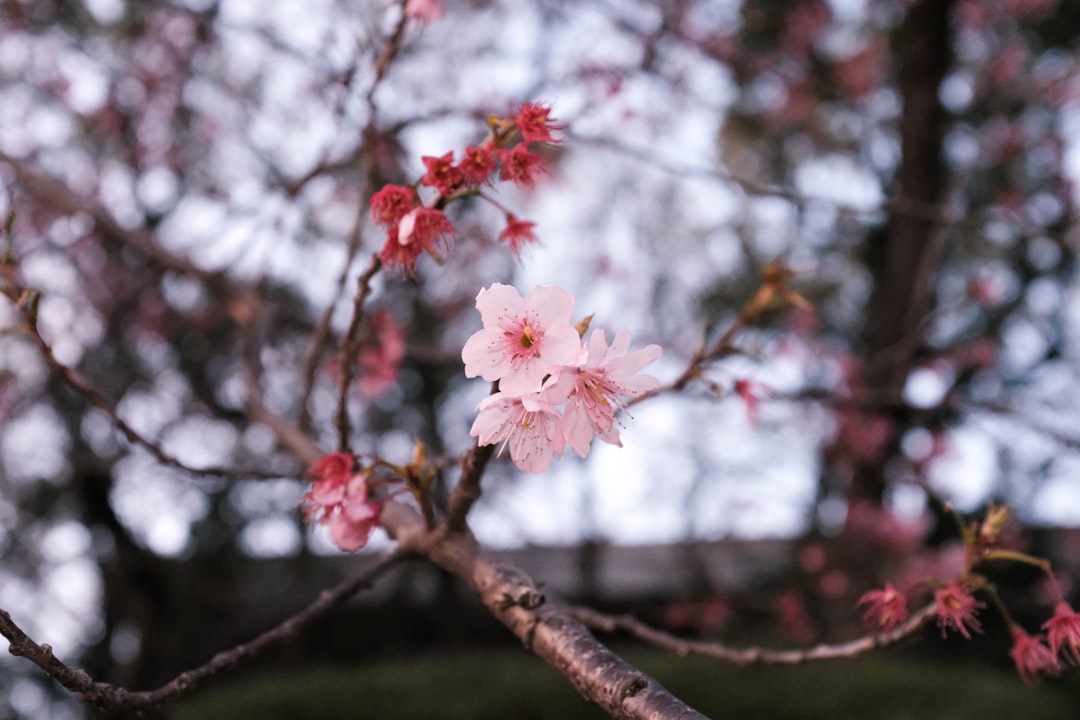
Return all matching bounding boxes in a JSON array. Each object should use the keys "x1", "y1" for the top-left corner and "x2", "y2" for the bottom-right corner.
[{"x1": 520, "y1": 325, "x2": 535, "y2": 348}]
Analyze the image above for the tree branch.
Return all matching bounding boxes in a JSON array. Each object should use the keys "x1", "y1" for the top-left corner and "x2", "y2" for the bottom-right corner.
[
  {"x1": 0, "y1": 269, "x2": 283, "y2": 480},
  {"x1": 0, "y1": 549, "x2": 406, "y2": 712},
  {"x1": 382, "y1": 502, "x2": 708, "y2": 720},
  {"x1": 570, "y1": 604, "x2": 936, "y2": 666},
  {"x1": 442, "y1": 443, "x2": 495, "y2": 534},
  {"x1": 334, "y1": 252, "x2": 382, "y2": 451}
]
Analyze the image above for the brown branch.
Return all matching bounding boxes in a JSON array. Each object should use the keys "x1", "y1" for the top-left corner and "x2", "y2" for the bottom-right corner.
[
  {"x1": 368, "y1": 5, "x2": 411, "y2": 104},
  {"x1": 0, "y1": 150, "x2": 223, "y2": 287},
  {"x1": 333, "y1": 252, "x2": 382, "y2": 451},
  {"x1": 0, "y1": 276, "x2": 284, "y2": 480},
  {"x1": 0, "y1": 549, "x2": 406, "y2": 712},
  {"x1": 382, "y1": 502, "x2": 708, "y2": 720},
  {"x1": 297, "y1": 200, "x2": 371, "y2": 433},
  {"x1": 236, "y1": 284, "x2": 324, "y2": 467},
  {"x1": 629, "y1": 295, "x2": 751, "y2": 408},
  {"x1": 442, "y1": 442, "x2": 496, "y2": 534},
  {"x1": 570, "y1": 604, "x2": 936, "y2": 666}
]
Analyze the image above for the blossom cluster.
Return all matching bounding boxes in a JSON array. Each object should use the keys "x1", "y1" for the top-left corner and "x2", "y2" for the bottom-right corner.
[
  {"x1": 462, "y1": 283, "x2": 662, "y2": 473},
  {"x1": 857, "y1": 577, "x2": 1080, "y2": 684},
  {"x1": 301, "y1": 452, "x2": 384, "y2": 551},
  {"x1": 370, "y1": 102, "x2": 563, "y2": 275}
]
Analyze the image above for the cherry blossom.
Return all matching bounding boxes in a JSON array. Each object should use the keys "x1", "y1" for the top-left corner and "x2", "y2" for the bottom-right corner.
[
  {"x1": 933, "y1": 582, "x2": 985, "y2": 639},
  {"x1": 498, "y1": 214, "x2": 538, "y2": 254},
  {"x1": 302, "y1": 453, "x2": 384, "y2": 552},
  {"x1": 380, "y1": 206, "x2": 455, "y2": 275},
  {"x1": 498, "y1": 144, "x2": 546, "y2": 187},
  {"x1": 558, "y1": 329, "x2": 661, "y2": 457},
  {"x1": 470, "y1": 387, "x2": 568, "y2": 474},
  {"x1": 1043, "y1": 601, "x2": 1080, "y2": 665},
  {"x1": 462, "y1": 284, "x2": 663, "y2": 473},
  {"x1": 404, "y1": 0, "x2": 444, "y2": 23},
  {"x1": 461, "y1": 283, "x2": 582, "y2": 396},
  {"x1": 733, "y1": 378, "x2": 770, "y2": 427},
  {"x1": 1009, "y1": 627, "x2": 1061, "y2": 685},
  {"x1": 857, "y1": 582, "x2": 908, "y2": 633},
  {"x1": 421, "y1": 151, "x2": 466, "y2": 196},
  {"x1": 358, "y1": 310, "x2": 405, "y2": 398},
  {"x1": 370, "y1": 184, "x2": 416, "y2": 226},
  {"x1": 515, "y1": 101, "x2": 565, "y2": 144},
  {"x1": 459, "y1": 144, "x2": 498, "y2": 186}
]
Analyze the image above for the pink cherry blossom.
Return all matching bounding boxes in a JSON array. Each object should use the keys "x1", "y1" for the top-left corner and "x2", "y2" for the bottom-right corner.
[
  {"x1": 461, "y1": 283, "x2": 583, "y2": 396},
  {"x1": 857, "y1": 582, "x2": 908, "y2": 633},
  {"x1": 324, "y1": 489, "x2": 383, "y2": 552},
  {"x1": 497, "y1": 144, "x2": 546, "y2": 187},
  {"x1": 1043, "y1": 601, "x2": 1080, "y2": 665},
  {"x1": 515, "y1": 101, "x2": 565, "y2": 145},
  {"x1": 558, "y1": 329, "x2": 661, "y2": 457},
  {"x1": 1009, "y1": 626, "x2": 1061, "y2": 685},
  {"x1": 499, "y1": 214, "x2": 538, "y2": 254},
  {"x1": 470, "y1": 387, "x2": 567, "y2": 473},
  {"x1": 933, "y1": 582, "x2": 985, "y2": 639},
  {"x1": 404, "y1": 0, "x2": 444, "y2": 24},
  {"x1": 302, "y1": 453, "x2": 384, "y2": 552},
  {"x1": 358, "y1": 310, "x2": 405, "y2": 398}
]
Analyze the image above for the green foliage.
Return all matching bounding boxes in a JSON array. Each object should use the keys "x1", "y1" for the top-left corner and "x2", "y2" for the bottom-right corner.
[{"x1": 172, "y1": 649, "x2": 1078, "y2": 720}]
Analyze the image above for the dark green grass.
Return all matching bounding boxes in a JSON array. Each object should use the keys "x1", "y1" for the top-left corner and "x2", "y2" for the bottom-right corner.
[{"x1": 171, "y1": 648, "x2": 1079, "y2": 720}]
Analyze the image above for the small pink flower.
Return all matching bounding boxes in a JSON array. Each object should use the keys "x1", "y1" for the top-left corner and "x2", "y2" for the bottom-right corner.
[
  {"x1": 325, "y1": 490, "x2": 383, "y2": 551},
  {"x1": 515, "y1": 101, "x2": 564, "y2": 145},
  {"x1": 1009, "y1": 627, "x2": 1061, "y2": 685},
  {"x1": 857, "y1": 582, "x2": 908, "y2": 633},
  {"x1": 370, "y1": 184, "x2": 416, "y2": 226},
  {"x1": 558, "y1": 329, "x2": 661, "y2": 457},
  {"x1": 404, "y1": 0, "x2": 444, "y2": 23},
  {"x1": 380, "y1": 207, "x2": 454, "y2": 275},
  {"x1": 934, "y1": 582, "x2": 985, "y2": 639},
  {"x1": 303, "y1": 453, "x2": 384, "y2": 552},
  {"x1": 461, "y1": 283, "x2": 583, "y2": 396},
  {"x1": 397, "y1": 206, "x2": 454, "y2": 257},
  {"x1": 378, "y1": 224, "x2": 422, "y2": 276},
  {"x1": 498, "y1": 214, "x2": 538, "y2": 254},
  {"x1": 498, "y1": 144, "x2": 546, "y2": 187},
  {"x1": 1043, "y1": 601, "x2": 1080, "y2": 665},
  {"x1": 470, "y1": 388, "x2": 567, "y2": 473},
  {"x1": 358, "y1": 310, "x2": 405, "y2": 398},
  {"x1": 459, "y1": 144, "x2": 497, "y2": 186},
  {"x1": 421, "y1": 151, "x2": 466, "y2": 197},
  {"x1": 733, "y1": 378, "x2": 770, "y2": 427},
  {"x1": 306, "y1": 452, "x2": 356, "y2": 505}
]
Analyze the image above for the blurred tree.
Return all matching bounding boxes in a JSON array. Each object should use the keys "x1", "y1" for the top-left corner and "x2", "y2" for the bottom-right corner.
[{"x1": 1, "y1": 0, "x2": 1079, "y2": 717}]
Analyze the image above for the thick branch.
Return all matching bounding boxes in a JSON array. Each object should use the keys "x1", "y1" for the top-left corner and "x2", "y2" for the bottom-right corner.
[
  {"x1": 863, "y1": 0, "x2": 955, "y2": 391},
  {"x1": 442, "y1": 443, "x2": 495, "y2": 533},
  {"x1": 383, "y1": 502, "x2": 707, "y2": 720}
]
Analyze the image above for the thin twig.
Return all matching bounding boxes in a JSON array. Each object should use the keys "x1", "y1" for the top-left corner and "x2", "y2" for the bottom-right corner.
[
  {"x1": 297, "y1": 199, "x2": 372, "y2": 433},
  {"x1": 368, "y1": 5, "x2": 410, "y2": 104},
  {"x1": 570, "y1": 603, "x2": 936, "y2": 666},
  {"x1": 0, "y1": 278, "x2": 284, "y2": 480},
  {"x1": 629, "y1": 306, "x2": 750, "y2": 408},
  {"x1": 237, "y1": 284, "x2": 323, "y2": 468},
  {"x1": 0, "y1": 549, "x2": 406, "y2": 712},
  {"x1": 0, "y1": 150, "x2": 222, "y2": 287},
  {"x1": 334, "y1": 253, "x2": 382, "y2": 451}
]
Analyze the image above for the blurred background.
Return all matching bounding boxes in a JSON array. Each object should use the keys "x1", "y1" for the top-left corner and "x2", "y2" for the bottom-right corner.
[{"x1": 1, "y1": 0, "x2": 1079, "y2": 717}]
